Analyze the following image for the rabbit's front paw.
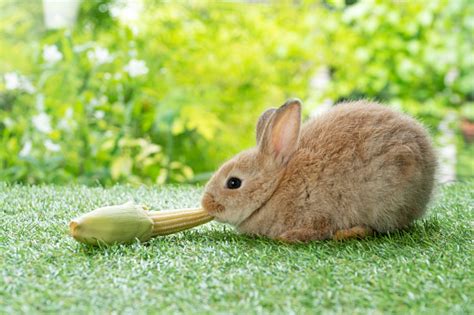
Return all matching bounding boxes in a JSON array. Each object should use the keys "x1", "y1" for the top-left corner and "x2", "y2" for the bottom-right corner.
[{"x1": 333, "y1": 226, "x2": 373, "y2": 241}]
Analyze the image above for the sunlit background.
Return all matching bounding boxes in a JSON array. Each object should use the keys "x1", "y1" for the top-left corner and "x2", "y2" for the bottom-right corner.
[{"x1": 0, "y1": 0, "x2": 473, "y2": 186}]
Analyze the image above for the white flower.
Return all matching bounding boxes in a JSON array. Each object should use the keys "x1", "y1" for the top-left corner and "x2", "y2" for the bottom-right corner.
[
  {"x1": 19, "y1": 141, "x2": 32, "y2": 157},
  {"x1": 32, "y1": 113, "x2": 52, "y2": 133},
  {"x1": 65, "y1": 108, "x2": 73, "y2": 119},
  {"x1": 311, "y1": 99, "x2": 333, "y2": 118},
  {"x1": 43, "y1": 45, "x2": 63, "y2": 64},
  {"x1": 88, "y1": 96, "x2": 108, "y2": 109},
  {"x1": 58, "y1": 108, "x2": 74, "y2": 130},
  {"x1": 3, "y1": 72, "x2": 36, "y2": 93},
  {"x1": 310, "y1": 67, "x2": 331, "y2": 91},
  {"x1": 58, "y1": 119, "x2": 69, "y2": 130},
  {"x1": 87, "y1": 47, "x2": 114, "y2": 65},
  {"x1": 89, "y1": 98, "x2": 100, "y2": 108},
  {"x1": 444, "y1": 68, "x2": 459, "y2": 86},
  {"x1": 124, "y1": 59, "x2": 149, "y2": 77},
  {"x1": 36, "y1": 94, "x2": 45, "y2": 111},
  {"x1": 44, "y1": 139, "x2": 60, "y2": 152},
  {"x1": 4, "y1": 72, "x2": 21, "y2": 90},
  {"x1": 110, "y1": 0, "x2": 143, "y2": 26},
  {"x1": 3, "y1": 117, "x2": 14, "y2": 128},
  {"x1": 94, "y1": 110, "x2": 105, "y2": 119},
  {"x1": 21, "y1": 79, "x2": 35, "y2": 94}
]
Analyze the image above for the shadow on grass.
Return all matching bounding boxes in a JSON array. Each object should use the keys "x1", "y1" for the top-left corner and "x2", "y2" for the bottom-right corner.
[
  {"x1": 376, "y1": 217, "x2": 442, "y2": 239},
  {"x1": 73, "y1": 217, "x2": 444, "y2": 258}
]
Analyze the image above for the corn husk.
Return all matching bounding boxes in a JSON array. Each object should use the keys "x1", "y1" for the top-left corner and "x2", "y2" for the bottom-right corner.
[{"x1": 69, "y1": 201, "x2": 212, "y2": 246}]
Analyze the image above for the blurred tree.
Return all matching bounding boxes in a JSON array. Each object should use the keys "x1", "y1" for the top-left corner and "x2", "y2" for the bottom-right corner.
[{"x1": 0, "y1": 0, "x2": 472, "y2": 185}]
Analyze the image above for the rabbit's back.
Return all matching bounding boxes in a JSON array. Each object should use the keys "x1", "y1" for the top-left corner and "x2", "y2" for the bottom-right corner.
[{"x1": 292, "y1": 100, "x2": 437, "y2": 232}]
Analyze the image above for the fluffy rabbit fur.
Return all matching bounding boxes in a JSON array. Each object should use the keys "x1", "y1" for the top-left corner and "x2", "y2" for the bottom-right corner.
[{"x1": 202, "y1": 99, "x2": 437, "y2": 242}]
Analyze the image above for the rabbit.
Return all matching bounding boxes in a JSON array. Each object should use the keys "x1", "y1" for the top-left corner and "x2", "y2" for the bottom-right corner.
[{"x1": 201, "y1": 99, "x2": 437, "y2": 242}]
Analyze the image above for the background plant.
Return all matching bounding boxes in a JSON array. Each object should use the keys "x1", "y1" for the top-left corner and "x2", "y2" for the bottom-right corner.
[{"x1": 0, "y1": 0, "x2": 472, "y2": 185}]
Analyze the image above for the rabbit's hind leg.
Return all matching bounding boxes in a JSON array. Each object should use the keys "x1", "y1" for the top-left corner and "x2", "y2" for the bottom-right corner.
[{"x1": 333, "y1": 226, "x2": 374, "y2": 241}]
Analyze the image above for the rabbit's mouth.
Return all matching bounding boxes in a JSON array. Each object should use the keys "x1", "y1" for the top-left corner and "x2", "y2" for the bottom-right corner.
[{"x1": 201, "y1": 192, "x2": 225, "y2": 215}]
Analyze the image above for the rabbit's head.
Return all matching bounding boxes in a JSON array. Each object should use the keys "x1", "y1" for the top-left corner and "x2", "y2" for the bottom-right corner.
[{"x1": 202, "y1": 99, "x2": 301, "y2": 226}]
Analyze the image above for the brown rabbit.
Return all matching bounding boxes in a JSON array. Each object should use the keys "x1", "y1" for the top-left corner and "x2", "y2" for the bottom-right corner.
[{"x1": 202, "y1": 99, "x2": 437, "y2": 242}]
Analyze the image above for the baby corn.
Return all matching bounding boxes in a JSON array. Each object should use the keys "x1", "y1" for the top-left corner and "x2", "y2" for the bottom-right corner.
[{"x1": 69, "y1": 201, "x2": 213, "y2": 246}]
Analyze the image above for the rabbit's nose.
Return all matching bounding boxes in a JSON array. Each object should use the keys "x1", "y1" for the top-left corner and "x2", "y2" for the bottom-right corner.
[{"x1": 201, "y1": 192, "x2": 225, "y2": 214}]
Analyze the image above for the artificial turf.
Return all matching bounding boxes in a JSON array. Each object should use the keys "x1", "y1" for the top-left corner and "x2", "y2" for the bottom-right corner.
[{"x1": 1, "y1": 182, "x2": 473, "y2": 314}]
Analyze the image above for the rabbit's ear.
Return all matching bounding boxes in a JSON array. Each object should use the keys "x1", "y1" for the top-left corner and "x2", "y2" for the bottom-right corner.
[
  {"x1": 260, "y1": 99, "x2": 301, "y2": 164},
  {"x1": 256, "y1": 108, "x2": 277, "y2": 145}
]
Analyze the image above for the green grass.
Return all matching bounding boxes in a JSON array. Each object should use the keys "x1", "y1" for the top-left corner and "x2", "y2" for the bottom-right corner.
[{"x1": 1, "y1": 183, "x2": 473, "y2": 314}]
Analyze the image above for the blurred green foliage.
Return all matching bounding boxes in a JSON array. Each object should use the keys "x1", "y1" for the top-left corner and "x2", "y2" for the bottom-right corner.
[{"x1": 0, "y1": 0, "x2": 473, "y2": 185}]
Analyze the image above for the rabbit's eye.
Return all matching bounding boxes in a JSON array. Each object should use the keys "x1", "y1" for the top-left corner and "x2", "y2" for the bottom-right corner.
[{"x1": 226, "y1": 177, "x2": 242, "y2": 189}]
